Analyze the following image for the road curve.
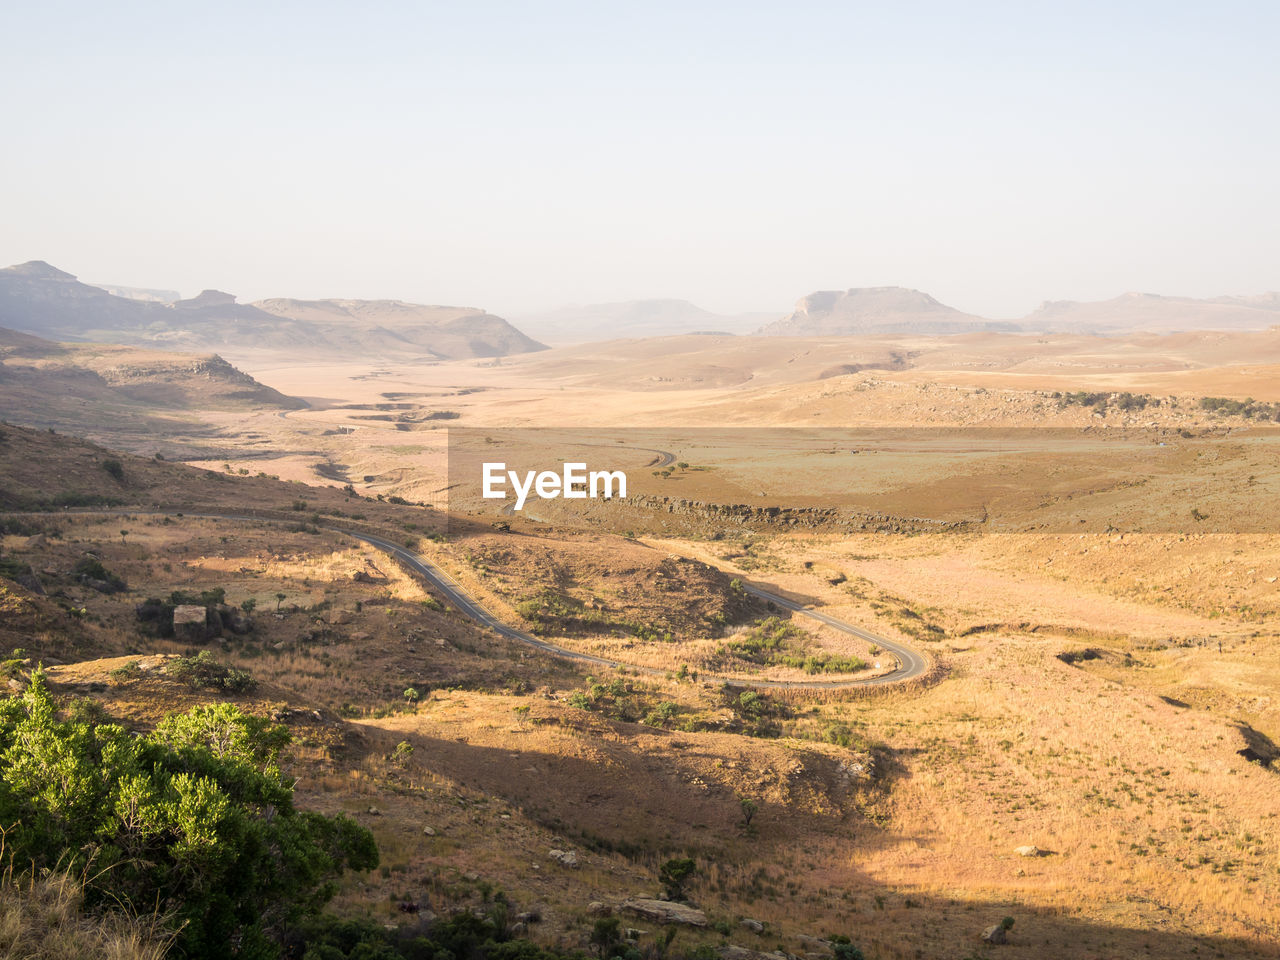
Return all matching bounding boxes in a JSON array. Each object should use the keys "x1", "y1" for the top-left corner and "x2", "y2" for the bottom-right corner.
[
  {"x1": 22, "y1": 509, "x2": 927, "y2": 691},
  {"x1": 342, "y1": 528, "x2": 926, "y2": 689}
]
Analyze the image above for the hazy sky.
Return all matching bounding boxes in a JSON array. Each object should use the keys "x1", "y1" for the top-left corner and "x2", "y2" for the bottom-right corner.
[{"x1": 3, "y1": 1, "x2": 1277, "y2": 318}]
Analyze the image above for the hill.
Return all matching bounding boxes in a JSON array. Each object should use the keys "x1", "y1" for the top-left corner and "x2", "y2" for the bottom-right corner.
[
  {"x1": 0, "y1": 324, "x2": 304, "y2": 455},
  {"x1": 513, "y1": 299, "x2": 772, "y2": 343},
  {"x1": 254, "y1": 297, "x2": 547, "y2": 357},
  {"x1": 758, "y1": 287, "x2": 1017, "y2": 336},
  {"x1": 0, "y1": 261, "x2": 546, "y2": 359}
]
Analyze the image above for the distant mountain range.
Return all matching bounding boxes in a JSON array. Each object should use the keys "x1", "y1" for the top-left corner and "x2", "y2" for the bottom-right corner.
[
  {"x1": 0, "y1": 262, "x2": 546, "y2": 359},
  {"x1": 758, "y1": 287, "x2": 1280, "y2": 337},
  {"x1": 512, "y1": 299, "x2": 774, "y2": 343},
  {"x1": 5, "y1": 262, "x2": 1279, "y2": 349},
  {"x1": 1019, "y1": 292, "x2": 1280, "y2": 334}
]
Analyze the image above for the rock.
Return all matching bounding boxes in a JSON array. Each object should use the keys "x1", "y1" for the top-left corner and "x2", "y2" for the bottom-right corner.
[
  {"x1": 366, "y1": 806, "x2": 381, "y2": 816},
  {"x1": 423, "y1": 826, "x2": 436, "y2": 836},
  {"x1": 548, "y1": 849, "x2": 578, "y2": 868},
  {"x1": 982, "y1": 925, "x2": 1007, "y2": 944},
  {"x1": 740, "y1": 919, "x2": 765, "y2": 934},
  {"x1": 621, "y1": 899, "x2": 707, "y2": 927},
  {"x1": 625, "y1": 928, "x2": 646, "y2": 940},
  {"x1": 463, "y1": 872, "x2": 479, "y2": 882},
  {"x1": 172, "y1": 604, "x2": 215, "y2": 641},
  {"x1": 588, "y1": 902, "x2": 611, "y2": 916},
  {"x1": 1014, "y1": 845, "x2": 1041, "y2": 858},
  {"x1": 717, "y1": 947, "x2": 789, "y2": 960}
]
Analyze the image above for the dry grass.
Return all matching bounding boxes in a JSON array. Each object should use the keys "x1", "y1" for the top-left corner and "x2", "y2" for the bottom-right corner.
[{"x1": 0, "y1": 865, "x2": 171, "y2": 960}]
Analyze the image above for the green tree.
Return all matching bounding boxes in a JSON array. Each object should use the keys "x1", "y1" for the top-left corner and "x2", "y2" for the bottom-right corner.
[
  {"x1": 0, "y1": 673, "x2": 378, "y2": 958},
  {"x1": 658, "y1": 857, "x2": 697, "y2": 902},
  {"x1": 590, "y1": 917, "x2": 622, "y2": 959},
  {"x1": 740, "y1": 797, "x2": 758, "y2": 828},
  {"x1": 276, "y1": 592, "x2": 287, "y2": 612}
]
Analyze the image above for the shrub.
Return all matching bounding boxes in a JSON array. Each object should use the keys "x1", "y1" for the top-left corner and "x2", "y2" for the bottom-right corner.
[
  {"x1": 73, "y1": 556, "x2": 126, "y2": 593},
  {"x1": 101, "y1": 458, "x2": 124, "y2": 482},
  {"x1": 0, "y1": 674, "x2": 378, "y2": 958},
  {"x1": 166, "y1": 650, "x2": 257, "y2": 693},
  {"x1": 109, "y1": 660, "x2": 143, "y2": 683}
]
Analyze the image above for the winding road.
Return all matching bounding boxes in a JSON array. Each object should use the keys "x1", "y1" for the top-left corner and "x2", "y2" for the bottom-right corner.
[
  {"x1": 22, "y1": 503, "x2": 928, "y2": 691},
  {"x1": 331, "y1": 524, "x2": 928, "y2": 690},
  {"x1": 472, "y1": 444, "x2": 926, "y2": 687}
]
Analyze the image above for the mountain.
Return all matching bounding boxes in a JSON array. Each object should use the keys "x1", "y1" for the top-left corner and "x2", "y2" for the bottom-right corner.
[
  {"x1": 757, "y1": 287, "x2": 1017, "y2": 337},
  {"x1": 0, "y1": 261, "x2": 546, "y2": 359},
  {"x1": 255, "y1": 298, "x2": 547, "y2": 357},
  {"x1": 1022, "y1": 292, "x2": 1280, "y2": 334},
  {"x1": 513, "y1": 299, "x2": 774, "y2": 344},
  {"x1": 87, "y1": 282, "x2": 180, "y2": 303}
]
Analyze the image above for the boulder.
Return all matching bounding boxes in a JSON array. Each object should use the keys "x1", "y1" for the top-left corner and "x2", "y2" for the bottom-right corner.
[
  {"x1": 740, "y1": 919, "x2": 765, "y2": 934},
  {"x1": 621, "y1": 899, "x2": 707, "y2": 927},
  {"x1": 588, "y1": 902, "x2": 611, "y2": 916},
  {"x1": 172, "y1": 605, "x2": 214, "y2": 641},
  {"x1": 1014, "y1": 845, "x2": 1041, "y2": 858},
  {"x1": 982, "y1": 925, "x2": 1007, "y2": 944},
  {"x1": 548, "y1": 849, "x2": 578, "y2": 868},
  {"x1": 423, "y1": 826, "x2": 436, "y2": 836}
]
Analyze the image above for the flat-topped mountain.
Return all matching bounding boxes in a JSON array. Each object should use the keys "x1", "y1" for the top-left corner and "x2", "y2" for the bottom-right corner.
[
  {"x1": 758, "y1": 287, "x2": 1017, "y2": 337},
  {"x1": 0, "y1": 262, "x2": 546, "y2": 359}
]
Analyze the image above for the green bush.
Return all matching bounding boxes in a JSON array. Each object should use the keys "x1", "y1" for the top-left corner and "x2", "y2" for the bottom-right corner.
[
  {"x1": 166, "y1": 650, "x2": 257, "y2": 693},
  {"x1": 0, "y1": 674, "x2": 378, "y2": 958},
  {"x1": 73, "y1": 556, "x2": 126, "y2": 593}
]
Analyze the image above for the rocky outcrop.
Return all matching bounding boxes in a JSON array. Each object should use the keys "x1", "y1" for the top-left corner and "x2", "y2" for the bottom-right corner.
[
  {"x1": 621, "y1": 899, "x2": 707, "y2": 926},
  {"x1": 172, "y1": 605, "x2": 214, "y2": 641}
]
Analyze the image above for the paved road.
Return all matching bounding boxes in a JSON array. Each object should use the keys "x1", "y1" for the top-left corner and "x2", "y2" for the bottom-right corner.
[
  {"x1": 342, "y1": 527, "x2": 926, "y2": 689},
  {"x1": 25, "y1": 508, "x2": 928, "y2": 691}
]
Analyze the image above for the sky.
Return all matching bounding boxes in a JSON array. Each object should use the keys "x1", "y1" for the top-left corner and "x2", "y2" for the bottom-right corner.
[{"x1": 3, "y1": 1, "x2": 1278, "y2": 319}]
